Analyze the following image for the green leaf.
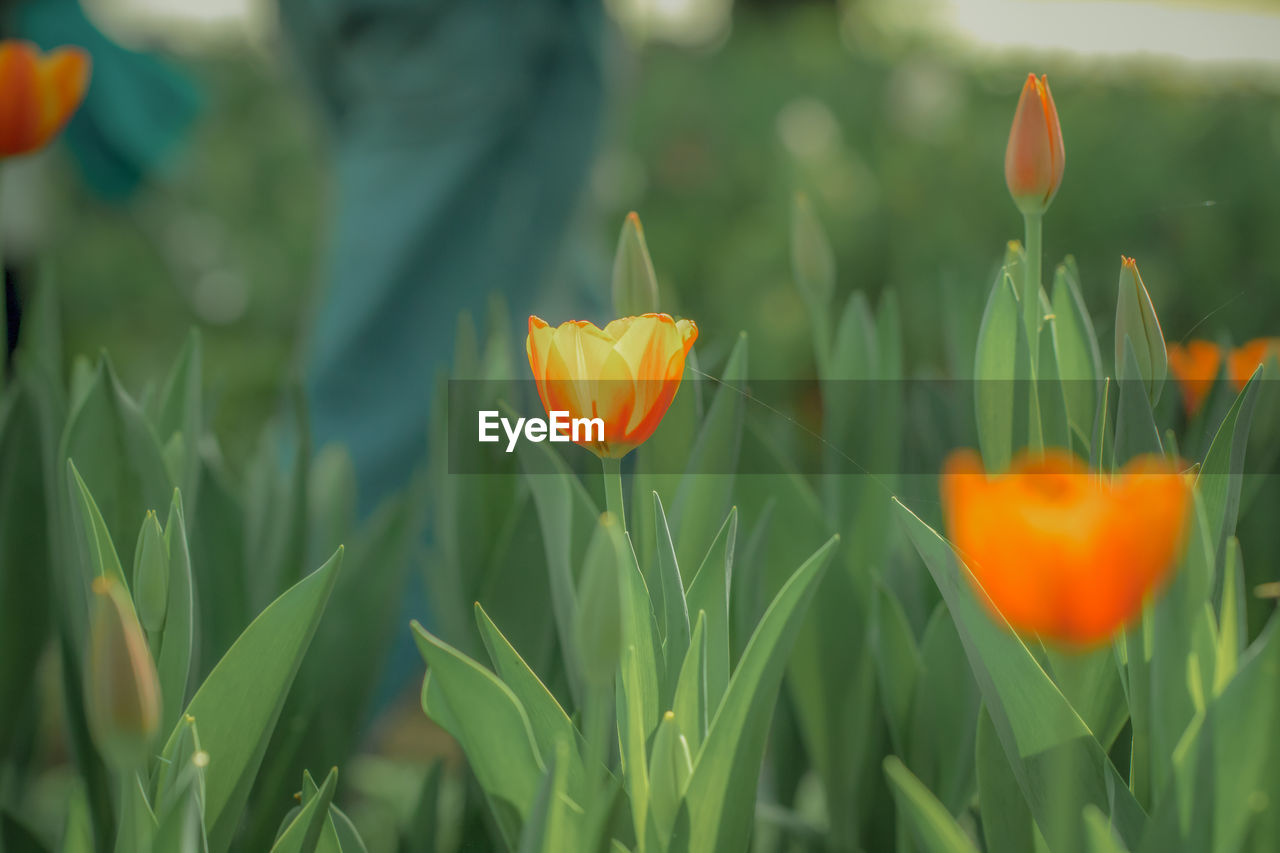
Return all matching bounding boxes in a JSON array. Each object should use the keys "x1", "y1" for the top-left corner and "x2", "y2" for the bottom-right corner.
[
  {"x1": 974, "y1": 265, "x2": 1021, "y2": 472},
  {"x1": 612, "y1": 212, "x2": 661, "y2": 317},
  {"x1": 1213, "y1": 538, "x2": 1244, "y2": 695},
  {"x1": 884, "y1": 756, "x2": 979, "y2": 853},
  {"x1": 907, "y1": 604, "x2": 980, "y2": 815},
  {"x1": 652, "y1": 492, "x2": 691, "y2": 702},
  {"x1": 271, "y1": 768, "x2": 338, "y2": 853},
  {"x1": 114, "y1": 772, "x2": 157, "y2": 852},
  {"x1": 149, "y1": 330, "x2": 203, "y2": 512},
  {"x1": 1051, "y1": 257, "x2": 1103, "y2": 447},
  {"x1": 1083, "y1": 805, "x2": 1130, "y2": 853},
  {"x1": 156, "y1": 492, "x2": 195, "y2": 740},
  {"x1": 897, "y1": 500, "x2": 1145, "y2": 850},
  {"x1": 1113, "y1": 338, "x2": 1163, "y2": 464},
  {"x1": 684, "y1": 508, "x2": 735, "y2": 712},
  {"x1": 672, "y1": 612, "x2": 708, "y2": 756},
  {"x1": 329, "y1": 806, "x2": 369, "y2": 853},
  {"x1": 412, "y1": 622, "x2": 544, "y2": 847},
  {"x1": 574, "y1": 515, "x2": 625, "y2": 686},
  {"x1": 677, "y1": 535, "x2": 838, "y2": 853},
  {"x1": 59, "y1": 357, "x2": 172, "y2": 566},
  {"x1": 66, "y1": 460, "x2": 128, "y2": 588},
  {"x1": 872, "y1": 583, "x2": 921, "y2": 754},
  {"x1": 1195, "y1": 370, "x2": 1260, "y2": 567},
  {"x1": 671, "y1": 333, "x2": 746, "y2": 573},
  {"x1": 475, "y1": 602, "x2": 588, "y2": 799},
  {"x1": 168, "y1": 547, "x2": 343, "y2": 853},
  {"x1": 0, "y1": 388, "x2": 52, "y2": 758},
  {"x1": 975, "y1": 705, "x2": 1036, "y2": 853}
]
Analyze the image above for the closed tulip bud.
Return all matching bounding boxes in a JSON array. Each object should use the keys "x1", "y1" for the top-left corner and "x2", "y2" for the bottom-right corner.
[
  {"x1": 648, "y1": 711, "x2": 693, "y2": 842},
  {"x1": 132, "y1": 511, "x2": 169, "y2": 634},
  {"x1": 1114, "y1": 256, "x2": 1167, "y2": 402},
  {"x1": 612, "y1": 212, "x2": 661, "y2": 318},
  {"x1": 1005, "y1": 73, "x2": 1065, "y2": 215},
  {"x1": 85, "y1": 576, "x2": 161, "y2": 770},
  {"x1": 942, "y1": 449, "x2": 1190, "y2": 646},
  {"x1": 527, "y1": 313, "x2": 698, "y2": 458},
  {"x1": 0, "y1": 40, "x2": 91, "y2": 159}
]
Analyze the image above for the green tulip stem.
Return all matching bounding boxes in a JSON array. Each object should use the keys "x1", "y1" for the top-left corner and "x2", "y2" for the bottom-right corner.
[
  {"x1": 1022, "y1": 210, "x2": 1044, "y2": 374},
  {"x1": 601, "y1": 455, "x2": 626, "y2": 532},
  {"x1": 584, "y1": 682, "x2": 613, "y2": 799}
]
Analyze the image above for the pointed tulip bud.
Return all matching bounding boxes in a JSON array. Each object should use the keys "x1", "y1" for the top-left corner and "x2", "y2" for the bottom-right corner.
[
  {"x1": 132, "y1": 511, "x2": 169, "y2": 634},
  {"x1": 1114, "y1": 256, "x2": 1167, "y2": 403},
  {"x1": 648, "y1": 711, "x2": 694, "y2": 842},
  {"x1": 85, "y1": 576, "x2": 161, "y2": 770},
  {"x1": 611, "y1": 212, "x2": 661, "y2": 318},
  {"x1": 1005, "y1": 74, "x2": 1065, "y2": 215}
]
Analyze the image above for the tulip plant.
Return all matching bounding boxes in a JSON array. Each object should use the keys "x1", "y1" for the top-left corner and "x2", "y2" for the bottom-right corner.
[{"x1": 2, "y1": 34, "x2": 1279, "y2": 853}]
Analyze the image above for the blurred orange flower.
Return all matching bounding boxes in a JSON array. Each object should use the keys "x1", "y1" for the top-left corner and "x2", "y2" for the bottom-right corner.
[
  {"x1": 1227, "y1": 337, "x2": 1280, "y2": 391},
  {"x1": 1166, "y1": 339, "x2": 1221, "y2": 415},
  {"x1": 0, "y1": 40, "x2": 91, "y2": 159},
  {"x1": 941, "y1": 449, "x2": 1190, "y2": 646},
  {"x1": 527, "y1": 313, "x2": 698, "y2": 458},
  {"x1": 1005, "y1": 73, "x2": 1065, "y2": 215}
]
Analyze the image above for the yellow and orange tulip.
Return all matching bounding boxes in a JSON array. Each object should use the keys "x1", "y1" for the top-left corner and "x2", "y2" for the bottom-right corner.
[
  {"x1": 1228, "y1": 337, "x2": 1280, "y2": 391},
  {"x1": 0, "y1": 40, "x2": 91, "y2": 159},
  {"x1": 1005, "y1": 73, "x2": 1065, "y2": 215},
  {"x1": 1166, "y1": 339, "x2": 1221, "y2": 415},
  {"x1": 941, "y1": 449, "x2": 1190, "y2": 647},
  {"x1": 527, "y1": 313, "x2": 698, "y2": 458}
]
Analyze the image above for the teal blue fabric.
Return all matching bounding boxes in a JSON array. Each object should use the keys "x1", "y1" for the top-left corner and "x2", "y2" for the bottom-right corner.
[
  {"x1": 14, "y1": 0, "x2": 201, "y2": 200},
  {"x1": 286, "y1": 0, "x2": 605, "y2": 516},
  {"x1": 281, "y1": 0, "x2": 606, "y2": 706}
]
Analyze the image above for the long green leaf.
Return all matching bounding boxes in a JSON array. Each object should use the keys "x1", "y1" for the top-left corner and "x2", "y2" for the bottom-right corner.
[
  {"x1": 168, "y1": 547, "x2": 343, "y2": 853},
  {"x1": 676, "y1": 534, "x2": 838, "y2": 853},
  {"x1": 897, "y1": 500, "x2": 1145, "y2": 850},
  {"x1": 884, "y1": 756, "x2": 979, "y2": 853}
]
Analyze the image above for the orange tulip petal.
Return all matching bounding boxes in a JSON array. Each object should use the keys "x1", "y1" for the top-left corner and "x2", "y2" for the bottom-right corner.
[
  {"x1": 0, "y1": 41, "x2": 43, "y2": 156},
  {"x1": 1166, "y1": 339, "x2": 1221, "y2": 415}
]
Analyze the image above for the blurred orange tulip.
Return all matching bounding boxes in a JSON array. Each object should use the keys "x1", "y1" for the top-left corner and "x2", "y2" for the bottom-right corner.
[
  {"x1": 1228, "y1": 337, "x2": 1280, "y2": 391},
  {"x1": 527, "y1": 313, "x2": 698, "y2": 458},
  {"x1": 0, "y1": 40, "x2": 91, "y2": 159},
  {"x1": 1166, "y1": 339, "x2": 1221, "y2": 415},
  {"x1": 1005, "y1": 73, "x2": 1065, "y2": 215},
  {"x1": 941, "y1": 449, "x2": 1189, "y2": 646}
]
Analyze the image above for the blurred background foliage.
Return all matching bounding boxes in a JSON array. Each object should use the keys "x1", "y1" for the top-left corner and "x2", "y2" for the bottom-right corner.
[{"x1": 20, "y1": 0, "x2": 1278, "y2": 470}]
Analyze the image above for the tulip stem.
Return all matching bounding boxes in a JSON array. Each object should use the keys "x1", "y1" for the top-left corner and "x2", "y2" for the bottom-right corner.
[
  {"x1": 1022, "y1": 211, "x2": 1043, "y2": 372},
  {"x1": 601, "y1": 456, "x2": 626, "y2": 531}
]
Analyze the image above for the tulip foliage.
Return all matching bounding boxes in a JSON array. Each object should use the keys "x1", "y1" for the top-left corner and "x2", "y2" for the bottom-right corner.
[{"x1": 3, "y1": 68, "x2": 1280, "y2": 853}]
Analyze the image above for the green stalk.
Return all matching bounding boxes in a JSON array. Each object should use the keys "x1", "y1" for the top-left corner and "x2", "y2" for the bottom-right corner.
[
  {"x1": 1023, "y1": 211, "x2": 1045, "y2": 453},
  {"x1": 601, "y1": 455, "x2": 626, "y2": 532},
  {"x1": 1022, "y1": 211, "x2": 1043, "y2": 372}
]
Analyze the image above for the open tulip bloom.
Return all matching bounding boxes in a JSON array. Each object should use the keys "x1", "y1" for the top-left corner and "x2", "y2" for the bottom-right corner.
[
  {"x1": 942, "y1": 449, "x2": 1191, "y2": 647},
  {"x1": 526, "y1": 313, "x2": 698, "y2": 460},
  {"x1": 0, "y1": 40, "x2": 91, "y2": 159}
]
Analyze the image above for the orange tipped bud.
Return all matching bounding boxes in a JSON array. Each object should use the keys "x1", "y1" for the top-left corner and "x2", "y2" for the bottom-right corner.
[
  {"x1": 941, "y1": 449, "x2": 1190, "y2": 647},
  {"x1": 1166, "y1": 339, "x2": 1221, "y2": 415},
  {"x1": 85, "y1": 576, "x2": 161, "y2": 769},
  {"x1": 1005, "y1": 74, "x2": 1065, "y2": 215},
  {"x1": 0, "y1": 40, "x2": 91, "y2": 159},
  {"x1": 526, "y1": 313, "x2": 698, "y2": 459},
  {"x1": 1227, "y1": 337, "x2": 1280, "y2": 390}
]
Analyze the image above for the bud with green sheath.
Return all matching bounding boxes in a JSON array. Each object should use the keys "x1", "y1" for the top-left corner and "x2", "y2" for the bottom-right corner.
[
  {"x1": 611, "y1": 212, "x2": 661, "y2": 318},
  {"x1": 132, "y1": 511, "x2": 169, "y2": 635},
  {"x1": 1114, "y1": 255, "x2": 1167, "y2": 403},
  {"x1": 85, "y1": 576, "x2": 161, "y2": 770}
]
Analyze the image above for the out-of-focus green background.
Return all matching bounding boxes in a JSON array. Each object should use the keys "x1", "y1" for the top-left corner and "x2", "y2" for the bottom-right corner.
[{"x1": 23, "y1": 0, "x2": 1280, "y2": 466}]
